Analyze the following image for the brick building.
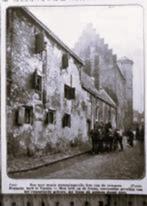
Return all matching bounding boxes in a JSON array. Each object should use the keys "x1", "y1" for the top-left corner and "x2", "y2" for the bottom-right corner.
[{"x1": 6, "y1": 7, "x2": 117, "y2": 157}]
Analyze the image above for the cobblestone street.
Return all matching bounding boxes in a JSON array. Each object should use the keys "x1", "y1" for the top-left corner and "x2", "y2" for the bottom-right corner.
[{"x1": 11, "y1": 141, "x2": 145, "y2": 179}]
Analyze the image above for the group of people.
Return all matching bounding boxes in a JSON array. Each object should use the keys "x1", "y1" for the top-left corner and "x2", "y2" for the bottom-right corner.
[{"x1": 89, "y1": 121, "x2": 136, "y2": 154}]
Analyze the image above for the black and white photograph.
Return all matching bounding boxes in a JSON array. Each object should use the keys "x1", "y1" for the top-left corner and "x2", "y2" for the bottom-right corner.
[{"x1": 5, "y1": 4, "x2": 145, "y2": 181}]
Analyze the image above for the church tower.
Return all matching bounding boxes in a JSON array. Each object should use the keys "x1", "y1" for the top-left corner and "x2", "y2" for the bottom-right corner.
[{"x1": 117, "y1": 57, "x2": 134, "y2": 129}]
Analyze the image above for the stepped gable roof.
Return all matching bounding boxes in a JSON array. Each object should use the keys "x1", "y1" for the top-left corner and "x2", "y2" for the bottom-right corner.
[
  {"x1": 81, "y1": 71, "x2": 116, "y2": 108},
  {"x1": 17, "y1": 7, "x2": 84, "y2": 66}
]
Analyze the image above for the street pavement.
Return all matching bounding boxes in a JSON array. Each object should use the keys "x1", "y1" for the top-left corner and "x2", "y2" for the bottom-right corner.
[{"x1": 11, "y1": 141, "x2": 145, "y2": 179}]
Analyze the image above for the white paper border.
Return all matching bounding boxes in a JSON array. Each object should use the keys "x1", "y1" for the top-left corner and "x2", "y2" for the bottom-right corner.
[{"x1": 1, "y1": 0, "x2": 147, "y2": 194}]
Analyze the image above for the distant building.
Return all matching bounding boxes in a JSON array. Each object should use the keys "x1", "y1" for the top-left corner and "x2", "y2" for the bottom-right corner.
[
  {"x1": 74, "y1": 23, "x2": 133, "y2": 129},
  {"x1": 133, "y1": 110, "x2": 144, "y2": 128},
  {"x1": 7, "y1": 7, "x2": 116, "y2": 157},
  {"x1": 117, "y1": 57, "x2": 134, "y2": 129}
]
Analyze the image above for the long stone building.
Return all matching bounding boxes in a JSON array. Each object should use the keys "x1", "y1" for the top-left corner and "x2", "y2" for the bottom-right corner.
[{"x1": 6, "y1": 7, "x2": 132, "y2": 157}]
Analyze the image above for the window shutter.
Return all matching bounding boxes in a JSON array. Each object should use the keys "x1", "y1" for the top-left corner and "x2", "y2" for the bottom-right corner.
[
  {"x1": 62, "y1": 115, "x2": 66, "y2": 128},
  {"x1": 33, "y1": 70, "x2": 42, "y2": 91},
  {"x1": 62, "y1": 54, "x2": 69, "y2": 68},
  {"x1": 35, "y1": 32, "x2": 44, "y2": 53},
  {"x1": 64, "y1": 85, "x2": 75, "y2": 100},
  {"x1": 17, "y1": 107, "x2": 25, "y2": 125},
  {"x1": 43, "y1": 90, "x2": 47, "y2": 105},
  {"x1": 45, "y1": 112, "x2": 49, "y2": 124},
  {"x1": 64, "y1": 85, "x2": 68, "y2": 99},
  {"x1": 33, "y1": 69, "x2": 38, "y2": 89},
  {"x1": 71, "y1": 87, "x2": 75, "y2": 99},
  {"x1": 30, "y1": 107, "x2": 34, "y2": 124},
  {"x1": 62, "y1": 114, "x2": 71, "y2": 128}
]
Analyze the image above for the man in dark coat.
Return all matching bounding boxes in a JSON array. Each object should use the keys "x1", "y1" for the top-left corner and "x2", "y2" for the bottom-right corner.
[
  {"x1": 136, "y1": 126, "x2": 140, "y2": 140},
  {"x1": 127, "y1": 129, "x2": 134, "y2": 147},
  {"x1": 90, "y1": 128, "x2": 98, "y2": 154}
]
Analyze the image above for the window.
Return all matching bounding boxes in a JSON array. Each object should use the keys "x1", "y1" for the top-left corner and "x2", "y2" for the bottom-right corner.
[
  {"x1": 36, "y1": 75, "x2": 42, "y2": 91},
  {"x1": 70, "y1": 202, "x2": 74, "y2": 206},
  {"x1": 25, "y1": 106, "x2": 33, "y2": 124},
  {"x1": 64, "y1": 85, "x2": 75, "y2": 100},
  {"x1": 62, "y1": 113, "x2": 71, "y2": 128},
  {"x1": 33, "y1": 69, "x2": 42, "y2": 99},
  {"x1": 43, "y1": 90, "x2": 47, "y2": 105},
  {"x1": 99, "y1": 201, "x2": 104, "y2": 206},
  {"x1": 12, "y1": 202, "x2": 16, "y2": 206},
  {"x1": 85, "y1": 201, "x2": 90, "y2": 206},
  {"x1": 128, "y1": 201, "x2": 132, "y2": 206},
  {"x1": 55, "y1": 202, "x2": 59, "y2": 206},
  {"x1": 26, "y1": 202, "x2": 31, "y2": 206},
  {"x1": 46, "y1": 109, "x2": 56, "y2": 124},
  {"x1": 35, "y1": 32, "x2": 45, "y2": 53},
  {"x1": 41, "y1": 201, "x2": 45, "y2": 206},
  {"x1": 143, "y1": 201, "x2": 146, "y2": 206},
  {"x1": 62, "y1": 53, "x2": 69, "y2": 69},
  {"x1": 33, "y1": 70, "x2": 42, "y2": 92},
  {"x1": 114, "y1": 201, "x2": 117, "y2": 206},
  {"x1": 16, "y1": 106, "x2": 33, "y2": 125}
]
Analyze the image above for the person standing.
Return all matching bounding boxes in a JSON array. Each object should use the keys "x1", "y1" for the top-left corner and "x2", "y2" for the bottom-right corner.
[
  {"x1": 114, "y1": 129, "x2": 123, "y2": 151},
  {"x1": 127, "y1": 129, "x2": 134, "y2": 147}
]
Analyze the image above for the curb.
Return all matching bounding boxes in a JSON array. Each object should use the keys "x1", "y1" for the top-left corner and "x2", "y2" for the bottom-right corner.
[{"x1": 8, "y1": 150, "x2": 91, "y2": 174}]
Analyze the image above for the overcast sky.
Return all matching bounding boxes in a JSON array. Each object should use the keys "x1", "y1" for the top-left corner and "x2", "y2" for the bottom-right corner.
[{"x1": 28, "y1": 6, "x2": 144, "y2": 113}]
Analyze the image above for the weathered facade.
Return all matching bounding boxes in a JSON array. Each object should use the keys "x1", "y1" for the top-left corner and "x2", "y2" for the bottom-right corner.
[
  {"x1": 117, "y1": 57, "x2": 134, "y2": 129},
  {"x1": 7, "y1": 8, "x2": 116, "y2": 156},
  {"x1": 81, "y1": 71, "x2": 117, "y2": 129},
  {"x1": 74, "y1": 24, "x2": 133, "y2": 129}
]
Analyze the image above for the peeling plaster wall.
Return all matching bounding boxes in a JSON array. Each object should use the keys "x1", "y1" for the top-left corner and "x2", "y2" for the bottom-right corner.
[{"x1": 7, "y1": 8, "x2": 88, "y2": 156}]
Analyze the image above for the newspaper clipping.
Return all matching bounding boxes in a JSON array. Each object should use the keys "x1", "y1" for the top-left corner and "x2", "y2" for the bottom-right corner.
[{"x1": 1, "y1": 0, "x2": 147, "y2": 194}]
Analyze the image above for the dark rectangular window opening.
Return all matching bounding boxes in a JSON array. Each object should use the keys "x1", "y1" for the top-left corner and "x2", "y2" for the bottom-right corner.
[
  {"x1": 62, "y1": 113, "x2": 71, "y2": 128},
  {"x1": 16, "y1": 106, "x2": 33, "y2": 125},
  {"x1": 99, "y1": 201, "x2": 104, "y2": 206},
  {"x1": 24, "y1": 106, "x2": 33, "y2": 124},
  {"x1": 36, "y1": 75, "x2": 42, "y2": 91},
  {"x1": 33, "y1": 70, "x2": 42, "y2": 100},
  {"x1": 114, "y1": 201, "x2": 117, "y2": 206},
  {"x1": 62, "y1": 53, "x2": 69, "y2": 69},
  {"x1": 46, "y1": 109, "x2": 56, "y2": 124},
  {"x1": 128, "y1": 201, "x2": 132, "y2": 206},
  {"x1": 35, "y1": 32, "x2": 45, "y2": 53},
  {"x1": 64, "y1": 84, "x2": 75, "y2": 100}
]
